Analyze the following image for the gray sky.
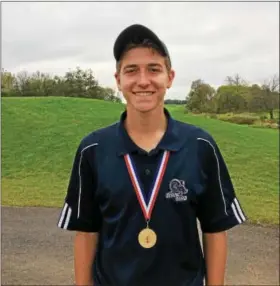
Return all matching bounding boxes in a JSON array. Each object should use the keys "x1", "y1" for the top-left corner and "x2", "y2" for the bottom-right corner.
[{"x1": 2, "y1": 1, "x2": 279, "y2": 100}]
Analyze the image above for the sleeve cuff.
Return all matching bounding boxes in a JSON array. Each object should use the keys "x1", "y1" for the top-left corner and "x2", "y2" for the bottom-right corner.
[
  {"x1": 201, "y1": 215, "x2": 247, "y2": 233},
  {"x1": 57, "y1": 202, "x2": 101, "y2": 232},
  {"x1": 200, "y1": 197, "x2": 247, "y2": 233}
]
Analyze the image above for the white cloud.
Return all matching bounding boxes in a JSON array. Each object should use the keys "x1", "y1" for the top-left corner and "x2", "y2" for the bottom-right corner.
[{"x1": 2, "y1": 1, "x2": 279, "y2": 99}]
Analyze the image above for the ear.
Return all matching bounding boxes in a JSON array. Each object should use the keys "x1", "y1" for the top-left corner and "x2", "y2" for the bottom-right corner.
[
  {"x1": 167, "y1": 69, "x2": 175, "y2": 89},
  {"x1": 114, "y1": 72, "x2": 122, "y2": 91}
]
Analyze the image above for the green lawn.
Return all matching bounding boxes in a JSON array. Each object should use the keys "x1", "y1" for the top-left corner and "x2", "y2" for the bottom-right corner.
[{"x1": 2, "y1": 98, "x2": 279, "y2": 225}]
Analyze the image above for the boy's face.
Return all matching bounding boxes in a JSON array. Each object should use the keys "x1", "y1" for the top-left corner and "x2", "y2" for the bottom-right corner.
[{"x1": 115, "y1": 47, "x2": 175, "y2": 113}]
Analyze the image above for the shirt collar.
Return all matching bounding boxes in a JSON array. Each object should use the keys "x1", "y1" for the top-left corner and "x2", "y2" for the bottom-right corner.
[{"x1": 116, "y1": 108, "x2": 184, "y2": 156}]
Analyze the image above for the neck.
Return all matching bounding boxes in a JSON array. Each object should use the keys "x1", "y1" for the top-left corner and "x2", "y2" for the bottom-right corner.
[{"x1": 125, "y1": 106, "x2": 167, "y2": 135}]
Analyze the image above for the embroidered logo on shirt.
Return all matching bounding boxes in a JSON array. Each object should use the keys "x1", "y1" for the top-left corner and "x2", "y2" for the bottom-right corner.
[{"x1": 165, "y1": 179, "x2": 188, "y2": 202}]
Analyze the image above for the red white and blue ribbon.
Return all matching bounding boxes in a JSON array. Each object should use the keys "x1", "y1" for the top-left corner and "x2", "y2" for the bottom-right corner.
[{"x1": 124, "y1": 151, "x2": 170, "y2": 220}]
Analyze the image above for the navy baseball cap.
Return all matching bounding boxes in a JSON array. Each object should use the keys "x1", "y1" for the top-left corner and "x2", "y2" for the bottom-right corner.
[{"x1": 113, "y1": 24, "x2": 171, "y2": 66}]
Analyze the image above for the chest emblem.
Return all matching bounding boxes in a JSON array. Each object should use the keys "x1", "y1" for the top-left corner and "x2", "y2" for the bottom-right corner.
[{"x1": 165, "y1": 179, "x2": 188, "y2": 202}]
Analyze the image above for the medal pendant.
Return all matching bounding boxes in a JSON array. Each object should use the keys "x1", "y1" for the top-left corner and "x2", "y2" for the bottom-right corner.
[{"x1": 138, "y1": 228, "x2": 157, "y2": 248}]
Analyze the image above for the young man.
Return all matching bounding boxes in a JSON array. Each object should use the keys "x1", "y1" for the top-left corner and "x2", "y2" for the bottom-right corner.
[{"x1": 57, "y1": 24, "x2": 247, "y2": 286}]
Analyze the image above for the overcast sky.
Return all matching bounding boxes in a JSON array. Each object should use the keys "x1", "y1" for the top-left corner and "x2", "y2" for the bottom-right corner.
[{"x1": 2, "y1": 1, "x2": 279, "y2": 99}]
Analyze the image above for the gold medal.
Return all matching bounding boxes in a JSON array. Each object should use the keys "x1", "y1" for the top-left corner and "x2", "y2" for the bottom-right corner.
[{"x1": 138, "y1": 228, "x2": 157, "y2": 248}]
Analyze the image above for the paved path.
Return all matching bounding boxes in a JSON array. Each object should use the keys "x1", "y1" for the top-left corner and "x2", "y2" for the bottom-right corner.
[{"x1": 1, "y1": 206, "x2": 279, "y2": 285}]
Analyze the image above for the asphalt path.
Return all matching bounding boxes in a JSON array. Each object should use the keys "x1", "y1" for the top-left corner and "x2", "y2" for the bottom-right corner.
[{"x1": 1, "y1": 206, "x2": 279, "y2": 285}]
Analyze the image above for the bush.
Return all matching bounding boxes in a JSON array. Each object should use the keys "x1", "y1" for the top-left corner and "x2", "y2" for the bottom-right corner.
[
  {"x1": 220, "y1": 116, "x2": 256, "y2": 125},
  {"x1": 260, "y1": 115, "x2": 268, "y2": 121},
  {"x1": 209, "y1": 114, "x2": 217, "y2": 119},
  {"x1": 267, "y1": 118, "x2": 279, "y2": 124},
  {"x1": 1, "y1": 90, "x2": 19, "y2": 97}
]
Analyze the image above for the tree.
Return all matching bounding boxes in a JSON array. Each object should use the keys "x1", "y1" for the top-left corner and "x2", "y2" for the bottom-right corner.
[
  {"x1": 99, "y1": 87, "x2": 121, "y2": 102},
  {"x1": 260, "y1": 74, "x2": 279, "y2": 119},
  {"x1": 64, "y1": 67, "x2": 99, "y2": 98},
  {"x1": 215, "y1": 85, "x2": 249, "y2": 113},
  {"x1": 186, "y1": 79, "x2": 215, "y2": 113},
  {"x1": 25, "y1": 71, "x2": 57, "y2": 97},
  {"x1": 225, "y1": 74, "x2": 247, "y2": 87},
  {"x1": 13, "y1": 71, "x2": 32, "y2": 96},
  {"x1": 247, "y1": 84, "x2": 263, "y2": 113},
  {"x1": 1, "y1": 69, "x2": 15, "y2": 90}
]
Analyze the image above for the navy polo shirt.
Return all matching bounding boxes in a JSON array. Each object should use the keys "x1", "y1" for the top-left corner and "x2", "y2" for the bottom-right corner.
[{"x1": 57, "y1": 109, "x2": 246, "y2": 286}]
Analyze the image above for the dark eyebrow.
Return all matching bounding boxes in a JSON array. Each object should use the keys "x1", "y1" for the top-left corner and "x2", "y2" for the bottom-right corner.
[
  {"x1": 123, "y1": 64, "x2": 138, "y2": 70},
  {"x1": 148, "y1": 63, "x2": 163, "y2": 68},
  {"x1": 123, "y1": 63, "x2": 163, "y2": 70}
]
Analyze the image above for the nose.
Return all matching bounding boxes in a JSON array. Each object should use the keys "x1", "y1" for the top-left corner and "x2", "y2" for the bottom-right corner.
[{"x1": 137, "y1": 71, "x2": 150, "y2": 88}]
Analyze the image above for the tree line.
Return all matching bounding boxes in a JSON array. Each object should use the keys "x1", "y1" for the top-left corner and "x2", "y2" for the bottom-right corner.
[
  {"x1": 186, "y1": 74, "x2": 279, "y2": 119},
  {"x1": 164, "y1": 99, "x2": 187, "y2": 105},
  {"x1": 1, "y1": 67, "x2": 121, "y2": 103},
  {"x1": 2, "y1": 68, "x2": 279, "y2": 120}
]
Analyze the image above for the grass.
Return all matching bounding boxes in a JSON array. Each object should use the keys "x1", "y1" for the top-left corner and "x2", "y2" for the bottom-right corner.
[{"x1": 2, "y1": 98, "x2": 279, "y2": 225}]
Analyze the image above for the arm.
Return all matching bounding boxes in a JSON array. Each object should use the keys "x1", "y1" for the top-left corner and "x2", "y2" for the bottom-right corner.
[
  {"x1": 74, "y1": 232, "x2": 99, "y2": 286},
  {"x1": 57, "y1": 141, "x2": 102, "y2": 285},
  {"x1": 203, "y1": 231, "x2": 227, "y2": 286},
  {"x1": 196, "y1": 136, "x2": 247, "y2": 284}
]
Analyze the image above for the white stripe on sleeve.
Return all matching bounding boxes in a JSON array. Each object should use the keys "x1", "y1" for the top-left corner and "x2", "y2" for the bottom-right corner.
[
  {"x1": 231, "y1": 201, "x2": 242, "y2": 223},
  {"x1": 63, "y1": 207, "x2": 72, "y2": 229},
  {"x1": 197, "y1": 138, "x2": 228, "y2": 216},
  {"x1": 58, "y1": 203, "x2": 68, "y2": 228},
  {"x1": 233, "y1": 198, "x2": 246, "y2": 221},
  {"x1": 78, "y1": 143, "x2": 98, "y2": 219}
]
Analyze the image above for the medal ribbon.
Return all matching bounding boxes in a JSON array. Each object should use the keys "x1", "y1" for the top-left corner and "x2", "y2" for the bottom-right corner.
[{"x1": 124, "y1": 151, "x2": 170, "y2": 221}]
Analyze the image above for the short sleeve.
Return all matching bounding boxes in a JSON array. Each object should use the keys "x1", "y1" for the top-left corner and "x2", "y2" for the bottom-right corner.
[
  {"x1": 57, "y1": 141, "x2": 102, "y2": 232},
  {"x1": 196, "y1": 136, "x2": 247, "y2": 233}
]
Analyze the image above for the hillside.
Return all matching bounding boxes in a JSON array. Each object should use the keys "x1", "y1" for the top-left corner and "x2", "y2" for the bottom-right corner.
[{"x1": 2, "y1": 97, "x2": 279, "y2": 224}]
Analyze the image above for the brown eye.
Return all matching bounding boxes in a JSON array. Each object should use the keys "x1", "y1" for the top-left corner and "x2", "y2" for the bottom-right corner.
[
  {"x1": 149, "y1": 67, "x2": 161, "y2": 73},
  {"x1": 125, "y1": 68, "x2": 136, "y2": 73}
]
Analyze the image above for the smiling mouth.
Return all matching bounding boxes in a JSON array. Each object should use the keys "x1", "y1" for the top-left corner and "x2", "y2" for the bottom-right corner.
[{"x1": 133, "y1": 91, "x2": 155, "y2": 96}]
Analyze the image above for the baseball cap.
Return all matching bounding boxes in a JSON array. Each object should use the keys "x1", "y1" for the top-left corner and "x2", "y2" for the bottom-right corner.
[{"x1": 113, "y1": 24, "x2": 171, "y2": 66}]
